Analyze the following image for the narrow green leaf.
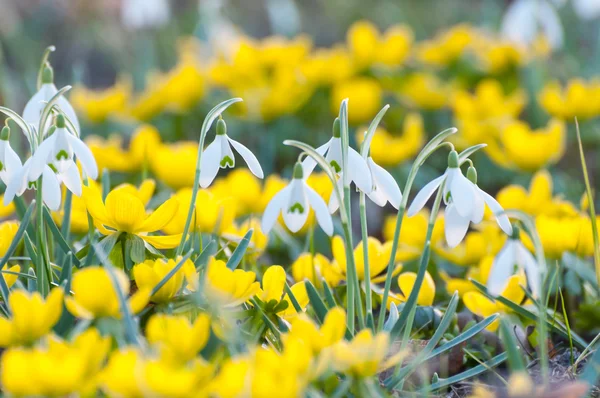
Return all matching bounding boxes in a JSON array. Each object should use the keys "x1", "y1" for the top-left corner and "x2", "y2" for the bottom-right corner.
[
  {"x1": 458, "y1": 144, "x2": 487, "y2": 165},
  {"x1": 43, "y1": 206, "x2": 81, "y2": 267},
  {"x1": 102, "y1": 169, "x2": 111, "y2": 200},
  {"x1": 150, "y1": 250, "x2": 194, "y2": 297},
  {"x1": 360, "y1": 104, "x2": 390, "y2": 158},
  {"x1": 305, "y1": 280, "x2": 328, "y2": 324},
  {"x1": 284, "y1": 283, "x2": 303, "y2": 313},
  {"x1": 499, "y1": 317, "x2": 526, "y2": 372},
  {"x1": 322, "y1": 280, "x2": 337, "y2": 308},
  {"x1": 226, "y1": 229, "x2": 253, "y2": 270}
]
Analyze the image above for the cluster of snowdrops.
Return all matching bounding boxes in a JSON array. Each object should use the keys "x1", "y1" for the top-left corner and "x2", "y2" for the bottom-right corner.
[{"x1": 0, "y1": 46, "x2": 598, "y2": 397}]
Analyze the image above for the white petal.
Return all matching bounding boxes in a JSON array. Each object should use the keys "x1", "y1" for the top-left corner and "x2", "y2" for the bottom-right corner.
[
  {"x1": 305, "y1": 183, "x2": 333, "y2": 236},
  {"x1": 347, "y1": 147, "x2": 372, "y2": 193},
  {"x1": 480, "y1": 189, "x2": 513, "y2": 235},
  {"x1": 66, "y1": 133, "x2": 97, "y2": 179},
  {"x1": 445, "y1": 203, "x2": 471, "y2": 248},
  {"x1": 283, "y1": 179, "x2": 309, "y2": 233},
  {"x1": 573, "y1": 0, "x2": 600, "y2": 20},
  {"x1": 328, "y1": 177, "x2": 343, "y2": 214},
  {"x1": 22, "y1": 84, "x2": 56, "y2": 128},
  {"x1": 261, "y1": 185, "x2": 291, "y2": 234},
  {"x1": 42, "y1": 166, "x2": 61, "y2": 211},
  {"x1": 28, "y1": 133, "x2": 57, "y2": 181},
  {"x1": 516, "y1": 243, "x2": 541, "y2": 298},
  {"x1": 228, "y1": 137, "x2": 264, "y2": 179},
  {"x1": 368, "y1": 158, "x2": 402, "y2": 209},
  {"x1": 449, "y1": 169, "x2": 475, "y2": 218},
  {"x1": 302, "y1": 139, "x2": 331, "y2": 177},
  {"x1": 470, "y1": 187, "x2": 485, "y2": 224},
  {"x1": 325, "y1": 137, "x2": 343, "y2": 171},
  {"x1": 3, "y1": 144, "x2": 22, "y2": 185},
  {"x1": 199, "y1": 136, "x2": 222, "y2": 188},
  {"x1": 61, "y1": 161, "x2": 82, "y2": 197},
  {"x1": 3, "y1": 164, "x2": 27, "y2": 205},
  {"x1": 407, "y1": 175, "x2": 445, "y2": 217},
  {"x1": 487, "y1": 241, "x2": 516, "y2": 296}
]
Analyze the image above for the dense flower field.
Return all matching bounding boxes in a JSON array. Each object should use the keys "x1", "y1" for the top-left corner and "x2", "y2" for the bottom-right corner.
[{"x1": 0, "y1": 1, "x2": 600, "y2": 397}]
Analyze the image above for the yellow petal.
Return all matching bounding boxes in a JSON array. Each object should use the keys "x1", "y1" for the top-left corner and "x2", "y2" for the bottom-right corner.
[
  {"x1": 260, "y1": 265, "x2": 286, "y2": 302},
  {"x1": 463, "y1": 291, "x2": 500, "y2": 330},
  {"x1": 105, "y1": 190, "x2": 147, "y2": 233},
  {"x1": 129, "y1": 288, "x2": 151, "y2": 314},
  {"x1": 135, "y1": 197, "x2": 179, "y2": 233},
  {"x1": 140, "y1": 233, "x2": 183, "y2": 249},
  {"x1": 397, "y1": 271, "x2": 435, "y2": 306},
  {"x1": 65, "y1": 297, "x2": 95, "y2": 320},
  {"x1": 82, "y1": 185, "x2": 113, "y2": 227}
]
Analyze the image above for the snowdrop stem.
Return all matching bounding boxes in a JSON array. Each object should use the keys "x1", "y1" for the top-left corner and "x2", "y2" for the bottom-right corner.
[
  {"x1": 35, "y1": 181, "x2": 51, "y2": 296},
  {"x1": 359, "y1": 192, "x2": 374, "y2": 330},
  {"x1": 176, "y1": 98, "x2": 242, "y2": 256}
]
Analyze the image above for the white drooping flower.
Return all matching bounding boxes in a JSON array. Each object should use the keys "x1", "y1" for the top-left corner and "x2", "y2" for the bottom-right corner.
[
  {"x1": 501, "y1": 0, "x2": 564, "y2": 50},
  {"x1": 302, "y1": 118, "x2": 372, "y2": 196},
  {"x1": 4, "y1": 114, "x2": 98, "y2": 211},
  {"x1": 572, "y1": 0, "x2": 600, "y2": 20},
  {"x1": 0, "y1": 126, "x2": 22, "y2": 187},
  {"x1": 328, "y1": 126, "x2": 402, "y2": 212},
  {"x1": 444, "y1": 166, "x2": 513, "y2": 248},
  {"x1": 487, "y1": 228, "x2": 540, "y2": 297},
  {"x1": 22, "y1": 64, "x2": 80, "y2": 135},
  {"x1": 200, "y1": 118, "x2": 264, "y2": 188},
  {"x1": 121, "y1": 0, "x2": 171, "y2": 30},
  {"x1": 261, "y1": 162, "x2": 333, "y2": 236}
]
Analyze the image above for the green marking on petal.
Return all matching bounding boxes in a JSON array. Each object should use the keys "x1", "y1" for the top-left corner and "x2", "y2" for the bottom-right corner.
[
  {"x1": 0, "y1": 161, "x2": 4, "y2": 171},
  {"x1": 220, "y1": 156, "x2": 234, "y2": 168},
  {"x1": 330, "y1": 160, "x2": 341, "y2": 173},
  {"x1": 28, "y1": 181, "x2": 38, "y2": 189},
  {"x1": 56, "y1": 150, "x2": 69, "y2": 161},
  {"x1": 289, "y1": 203, "x2": 305, "y2": 214},
  {"x1": 48, "y1": 163, "x2": 58, "y2": 173}
]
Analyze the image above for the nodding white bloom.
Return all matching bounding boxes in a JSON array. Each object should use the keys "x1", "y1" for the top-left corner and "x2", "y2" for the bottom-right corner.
[
  {"x1": 261, "y1": 162, "x2": 333, "y2": 236},
  {"x1": 487, "y1": 227, "x2": 540, "y2": 297},
  {"x1": 572, "y1": 0, "x2": 600, "y2": 20},
  {"x1": 23, "y1": 65, "x2": 80, "y2": 135},
  {"x1": 444, "y1": 166, "x2": 513, "y2": 248},
  {"x1": 302, "y1": 118, "x2": 372, "y2": 195},
  {"x1": 200, "y1": 118, "x2": 264, "y2": 188},
  {"x1": 0, "y1": 126, "x2": 22, "y2": 186},
  {"x1": 4, "y1": 114, "x2": 98, "y2": 211},
  {"x1": 122, "y1": 0, "x2": 171, "y2": 30},
  {"x1": 329, "y1": 127, "x2": 402, "y2": 212},
  {"x1": 501, "y1": 0, "x2": 564, "y2": 50}
]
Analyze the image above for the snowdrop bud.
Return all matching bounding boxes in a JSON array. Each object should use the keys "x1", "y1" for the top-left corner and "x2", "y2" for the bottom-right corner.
[
  {"x1": 56, "y1": 114, "x2": 66, "y2": 129},
  {"x1": 466, "y1": 166, "x2": 477, "y2": 184},
  {"x1": 511, "y1": 225, "x2": 520, "y2": 240},
  {"x1": 332, "y1": 117, "x2": 341, "y2": 138},
  {"x1": 0, "y1": 126, "x2": 10, "y2": 141},
  {"x1": 41, "y1": 64, "x2": 53, "y2": 84},
  {"x1": 293, "y1": 162, "x2": 303, "y2": 179},
  {"x1": 447, "y1": 150, "x2": 459, "y2": 168},
  {"x1": 216, "y1": 118, "x2": 226, "y2": 136}
]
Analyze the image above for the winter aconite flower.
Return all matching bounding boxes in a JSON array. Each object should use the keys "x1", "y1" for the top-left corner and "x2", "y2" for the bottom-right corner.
[
  {"x1": 205, "y1": 258, "x2": 260, "y2": 307},
  {"x1": 385, "y1": 271, "x2": 436, "y2": 308},
  {"x1": 200, "y1": 118, "x2": 264, "y2": 188},
  {"x1": 261, "y1": 162, "x2": 333, "y2": 235},
  {"x1": 133, "y1": 257, "x2": 197, "y2": 303},
  {"x1": 256, "y1": 265, "x2": 309, "y2": 320},
  {"x1": 83, "y1": 184, "x2": 182, "y2": 249},
  {"x1": 146, "y1": 313, "x2": 211, "y2": 363}
]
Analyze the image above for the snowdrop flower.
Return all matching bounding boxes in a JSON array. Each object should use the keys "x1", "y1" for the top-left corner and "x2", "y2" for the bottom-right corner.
[
  {"x1": 0, "y1": 125, "x2": 22, "y2": 186},
  {"x1": 302, "y1": 118, "x2": 372, "y2": 195},
  {"x1": 501, "y1": 0, "x2": 564, "y2": 50},
  {"x1": 444, "y1": 166, "x2": 513, "y2": 248},
  {"x1": 261, "y1": 162, "x2": 333, "y2": 235},
  {"x1": 329, "y1": 127, "x2": 402, "y2": 212},
  {"x1": 122, "y1": 0, "x2": 171, "y2": 30},
  {"x1": 3, "y1": 157, "x2": 62, "y2": 210},
  {"x1": 487, "y1": 227, "x2": 540, "y2": 297},
  {"x1": 200, "y1": 118, "x2": 264, "y2": 188},
  {"x1": 572, "y1": 0, "x2": 600, "y2": 20},
  {"x1": 23, "y1": 64, "x2": 80, "y2": 135}
]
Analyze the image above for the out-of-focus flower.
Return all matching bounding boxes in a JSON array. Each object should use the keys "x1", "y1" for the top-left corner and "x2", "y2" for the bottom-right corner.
[
  {"x1": 385, "y1": 271, "x2": 436, "y2": 307},
  {"x1": 398, "y1": 72, "x2": 450, "y2": 110},
  {"x1": 222, "y1": 218, "x2": 268, "y2": 258},
  {"x1": 417, "y1": 24, "x2": 475, "y2": 67},
  {"x1": 0, "y1": 221, "x2": 18, "y2": 257},
  {"x1": 83, "y1": 184, "x2": 181, "y2": 249},
  {"x1": 211, "y1": 169, "x2": 262, "y2": 215},
  {"x1": 150, "y1": 141, "x2": 198, "y2": 189},
  {"x1": 256, "y1": 265, "x2": 309, "y2": 319},
  {"x1": 538, "y1": 79, "x2": 600, "y2": 120},
  {"x1": 133, "y1": 257, "x2": 197, "y2": 303},
  {"x1": 487, "y1": 119, "x2": 566, "y2": 172},
  {"x1": 572, "y1": 0, "x2": 600, "y2": 20},
  {"x1": 71, "y1": 79, "x2": 131, "y2": 123},
  {"x1": 444, "y1": 255, "x2": 495, "y2": 297},
  {"x1": 501, "y1": 0, "x2": 563, "y2": 50},
  {"x1": 286, "y1": 307, "x2": 346, "y2": 354},
  {"x1": 471, "y1": 34, "x2": 525, "y2": 73},
  {"x1": 0, "y1": 288, "x2": 63, "y2": 346},
  {"x1": 65, "y1": 266, "x2": 150, "y2": 319},
  {"x1": 346, "y1": 20, "x2": 413, "y2": 69},
  {"x1": 0, "y1": 195, "x2": 15, "y2": 218},
  {"x1": 98, "y1": 349, "x2": 144, "y2": 397},
  {"x1": 205, "y1": 258, "x2": 260, "y2": 307},
  {"x1": 383, "y1": 211, "x2": 432, "y2": 262},
  {"x1": 331, "y1": 77, "x2": 382, "y2": 124},
  {"x1": 435, "y1": 222, "x2": 507, "y2": 266},
  {"x1": 291, "y1": 252, "x2": 344, "y2": 288},
  {"x1": 146, "y1": 313, "x2": 211, "y2": 363},
  {"x1": 301, "y1": 46, "x2": 354, "y2": 86},
  {"x1": 162, "y1": 188, "x2": 236, "y2": 235},
  {"x1": 356, "y1": 113, "x2": 425, "y2": 167},
  {"x1": 121, "y1": 0, "x2": 170, "y2": 30}
]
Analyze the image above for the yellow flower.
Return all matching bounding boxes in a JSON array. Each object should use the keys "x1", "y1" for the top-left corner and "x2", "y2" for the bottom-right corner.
[
  {"x1": 211, "y1": 169, "x2": 262, "y2": 215},
  {"x1": 489, "y1": 119, "x2": 566, "y2": 172},
  {"x1": 286, "y1": 307, "x2": 346, "y2": 354},
  {"x1": 539, "y1": 79, "x2": 600, "y2": 120},
  {"x1": 0, "y1": 288, "x2": 63, "y2": 346},
  {"x1": 162, "y1": 188, "x2": 236, "y2": 235},
  {"x1": 398, "y1": 72, "x2": 450, "y2": 110},
  {"x1": 256, "y1": 265, "x2": 309, "y2": 319},
  {"x1": 329, "y1": 329, "x2": 406, "y2": 377},
  {"x1": 417, "y1": 24, "x2": 475, "y2": 67},
  {"x1": 259, "y1": 174, "x2": 289, "y2": 212},
  {"x1": 0, "y1": 264, "x2": 20, "y2": 290},
  {"x1": 133, "y1": 257, "x2": 196, "y2": 303},
  {"x1": 291, "y1": 252, "x2": 344, "y2": 288},
  {"x1": 301, "y1": 46, "x2": 354, "y2": 86},
  {"x1": 146, "y1": 313, "x2": 211, "y2": 363},
  {"x1": 83, "y1": 184, "x2": 182, "y2": 249},
  {"x1": 470, "y1": 35, "x2": 525, "y2": 73},
  {"x1": 331, "y1": 77, "x2": 382, "y2": 124},
  {"x1": 383, "y1": 211, "x2": 431, "y2": 262},
  {"x1": 332, "y1": 236, "x2": 403, "y2": 283},
  {"x1": 346, "y1": 20, "x2": 413, "y2": 68},
  {"x1": 71, "y1": 79, "x2": 131, "y2": 123},
  {"x1": 434, "y1": 221, "x2": 506, "y2": 266},
  {"x1": 356, "y1": 113, "x2": 424, "y2": 166},
  {"x1": 526, "y1": 214, "x2": 600, "y2": 258},
  {"x1": 385, "y1": 271, "x2": 436, "y2": 308},
  {"x1": 149, "y1": 141, "x2": 198, "y2": 189},
  {"x1": 99, "y1": 348, "x2": 145, "y2": 398},
  {"x1": 444, "y1": 255, "x2": 495, "y2": 297},
  {"x1": 0, "y1": 221, "x2": 18, "y2": 257},
  {"x1": 463, "y1": 273, "x2": 527, "y2": 331},
  {"x1": 65, "y1": 266, "x2": 150, "y2": 319},
  {"x1": 0, "y1": 195, "x2": 15, "y2": 218},
  {"x1": 205, "y1": 258, "x2": 260, "y2": 307},
  {"x1": 144, "y1": 357, "x2": 213, "y2": 398},
  {"x1": 222, "y1": 217, "x2": 269, "y2": 258}
]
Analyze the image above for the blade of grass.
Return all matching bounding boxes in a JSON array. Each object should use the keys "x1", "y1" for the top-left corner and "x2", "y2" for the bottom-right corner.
[
  {"x1": 226, "y1": 229, "x2": 253, "y2": 270},
  {"x1": 43, "y1": 207, "x2": 80, "y2": 267}
]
